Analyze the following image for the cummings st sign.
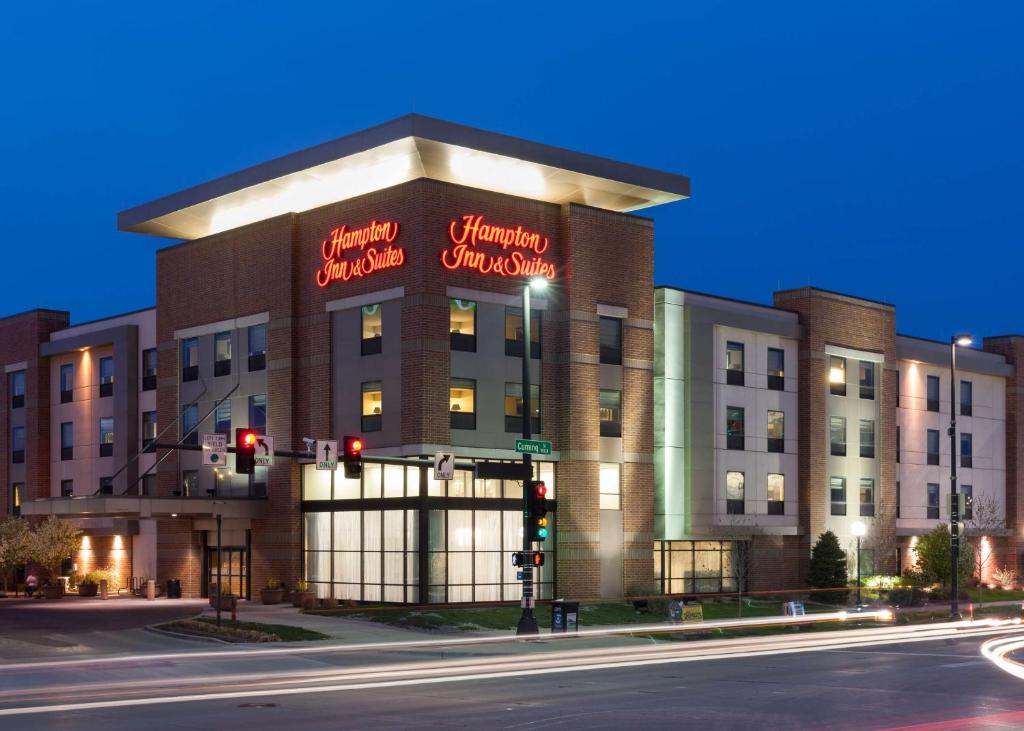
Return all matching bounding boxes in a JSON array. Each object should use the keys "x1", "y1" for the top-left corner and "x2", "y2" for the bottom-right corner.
[
  {"x1": 316, "y1": 220, "x2": 405, "y2": 287},
  {"x1": 440, "y1": 214, "x2": 556, "y2": 280}
]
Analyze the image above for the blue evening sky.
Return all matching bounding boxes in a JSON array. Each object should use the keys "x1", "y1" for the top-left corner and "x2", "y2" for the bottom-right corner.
[{"x1": 1, "y1": 1, "x2": 1020, "y2": 340}]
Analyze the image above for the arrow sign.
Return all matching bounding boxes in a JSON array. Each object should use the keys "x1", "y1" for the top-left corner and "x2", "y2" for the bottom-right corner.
[
  {"x1": 253, "y1": 435, "x2": 274, "y2": 466},
  {"x1": 316, "y1": 440, "x2": 338, "y2": 471},
  {"x1": 433, "y1": 451, "x2": 454, "y2": 480}
]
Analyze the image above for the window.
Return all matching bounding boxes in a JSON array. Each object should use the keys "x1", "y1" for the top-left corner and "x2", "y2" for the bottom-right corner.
[
  {"x1": 927, "y1": 429, "x2": 940, "y2": 465},
  {"x1": 960, "y1": 380, "x2": 973, "y2": 417},
  {"x1": 726, "y1": 341, "x2": 745, "y2": 386},
  {"x1": 450, "y1": 379, "x2": 476, "y2": 429},
  {"x1": 830, "y1": 477, "x2": 847, "y2": 516},
  {"x1": 600, "y1": 389, "x2": 622, "y2": 437},
  {"x1": 142, "y1": 348, "x2": 157, "y2": 391},
  {"x1": 61, "y1": 479, "x2": 73, "y2": 497},
  {"x1": 767, "y1": 410, "x2": 784, "y2": 453},
  {"x1": 599, "y1": 316, "x2": 622, "y2": 365},
  {"x1": 506, "y1": 307, "x2": 542, "y2": 359},
  {"x1": 362, "y1": 381, "x2": 383, "y2": 432},
  {"x1": 726, "y1": 471, "x2": 745, "y2": 514},
  {"x1": 962, "y1": 485, "x2": 973, "y2": 521},
  {"x1": 11, "y1": 483, "x2": 22, "y2": 516},
  {"x1": 11, "y1": 426, "x2": 25, "y2": 464},
  {"x1": 504, "y1": 383, "x2": 540, "y2": 433},
  {"x1": 99, "y1": 356, "x2": 113, "y2": 397},
  {"x1": 859, "y1": 361, "x2": 875, "y2": 400},
  {"x1": 249, "y1": 394, "x2": 267, "y2": 432},
  {"x1": 859, "y1": 478, "x2": 875, "y2": 517},
  {"x1": 9, "y1": 370, "x2": 25, "y2": 409},
  {"x1": 214, "y1": 401, "x2": 230, "y2": 436},
  {"x1": 829, "y1": 356, "x2": 846, "y2": 396},
  {"x1": 767, "y1": 347, "x2": 784, "y2": 390},
  {"x1": 142, "y1": 474, "x2": 158, "y2": 497},
  {"x1": 830, "y1": 416, "x2": 846, "y2": 456},
  {"x1": 897, "y1": 426, "x2": 901, "y2": 463},
  {"x1": 927, "y1": 483, "x2": 940, "y2": 519},
  {"x1": 860, "y1": 419, "x2": 875, "y2": 459},
  {"x1": 896, "y1": 480, "x2": 901, "y2": 519},
  {"x1": 449, "y1": 299, "x2": 476, "y2": 352},
  {"x1": 768, "y1": 473, "x2": 785, "y2": 515},
  {"x1": 99, "y1": 417, "x2": 114, "y2": 457},
  {"x1": 927, "y1": 375, "x2": 940, "y2": 412},
  {"x1": 360, "y1": 304, "x2": 383, "y2": 356},
  {"x1": 214, "y1": 332, "x2": 232, "y2": 376},
  {"x1": 182, "y1": 404, "x2": 199, "y2": 446},
  {"x1": 181, "y1": 337, "x2": 199, "y2": 382},
  {"x1": 961, "y1": 433, "x2": 973, "y2": 468},
  {"x1": 143, "y1": 411, "x2": 157, "y2": 447},
  {"x1": 60, "y1": 421, "x2": 73, "y2": 461},
  {"x1": 599, "y1": 463, "x2": 621, "y2": 510},
  {"x1": 182, "y1": 470, "x2": 198, "y2": 497},
  {"x1": 99, "y1": 477, "x2": 114, "y2": 495},
  {"x1": 248, "y1": 324, "x2": 267, "y2": 371},
  {"x1": 60, "y1": 363, "x2": 74, "y2": 402},
  {"x1": 726, "y1": 406, "x2": 745, "y2": 450}
]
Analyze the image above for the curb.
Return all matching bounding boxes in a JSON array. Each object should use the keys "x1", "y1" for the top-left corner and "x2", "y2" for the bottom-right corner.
[{"x1": 144, "y1": 625, "x2": 232, "y2": 645}]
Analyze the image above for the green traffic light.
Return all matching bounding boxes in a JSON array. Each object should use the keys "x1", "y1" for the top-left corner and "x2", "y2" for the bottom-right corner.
[{"x1": 536, "y1": 527, "x2": 548, "y2": 539}]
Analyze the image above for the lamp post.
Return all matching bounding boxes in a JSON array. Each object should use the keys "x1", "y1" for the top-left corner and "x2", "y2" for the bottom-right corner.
[
  {"x1": 851, "y1": 521, "x2": 866, "y2": 608},
  {"x1": 949, "y1": 334, "x2": 972, "y2": 619},
  {"x1": 516, "y1": 277, "x2": 547, "y2": 637}
]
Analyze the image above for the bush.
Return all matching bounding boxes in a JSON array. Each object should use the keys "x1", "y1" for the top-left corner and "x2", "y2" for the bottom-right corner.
[
  {"x1": 914, "y1": 525, "x2": 974, "y2": 589},
  {"x1": 808, "y1": 531, "x2": 848, "y2": 603},
  {"x1": 888, "y1": 587, "x2": 926, "y2": 607}
]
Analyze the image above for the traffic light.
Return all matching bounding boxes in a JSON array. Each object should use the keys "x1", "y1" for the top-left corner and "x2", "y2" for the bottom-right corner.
[
  {"x1": 512, "y1": 551, "x2": 544, "y2": 567},
  {"x1": 527, "y1": 480, "x2": 549, "y2": 542},
  {"x1": 235, "y1": 428, "x2": 256, "y2": 475},
  {"x1": 532, "y1": 552, "x2": 544, "y2": 567},
  {"x1": 343, "y1": 436, "x2": 363, "y2": 479},
  {"x1": 512, "y1": 551, "x2": 525, "y2": 567}
]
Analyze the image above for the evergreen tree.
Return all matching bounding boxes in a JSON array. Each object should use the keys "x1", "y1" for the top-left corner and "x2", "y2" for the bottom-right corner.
[{"x1": 808, "y1": 531, "x2": 848, "y2": 603}]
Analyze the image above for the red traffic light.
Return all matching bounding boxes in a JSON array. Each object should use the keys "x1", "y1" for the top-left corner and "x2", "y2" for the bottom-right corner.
[
  {"x1": 343, "y1": 435, "x2": 364, "y2": 478},
  {"x1": 534, "y1": 482, "x2": 547, "y2": 498},
  {"x1": 532, "y1": 552, "x2": 545, "y2": 567},
  {"x1": 350, "y1": 438, "x2": 363, "y2": 453},
  {"x1": 243, "y1": 432, "x2": 257, "y2": 446}
]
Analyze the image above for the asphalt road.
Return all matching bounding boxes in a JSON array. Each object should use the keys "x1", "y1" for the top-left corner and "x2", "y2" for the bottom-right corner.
[
  {"x1": 1, "y1": 621, "x2": 1023, "y2": 730},
  {"x1": 0, "y1": 598, "x2": 204, "y2": 635}
]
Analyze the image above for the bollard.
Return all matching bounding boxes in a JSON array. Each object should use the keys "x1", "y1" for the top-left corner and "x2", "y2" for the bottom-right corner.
[
  {"x1": 99, "y1": 579, "x2": 108, "y2": 600},
  {"x1": 231, "y1": 596, "x2": 238, "y2": 622},
  {"x1": 146, "y1": 578, "x2": 155, "y2": 601},
  {"x1": 968, "y1": 601, "x2": 974, "y2": 620}
]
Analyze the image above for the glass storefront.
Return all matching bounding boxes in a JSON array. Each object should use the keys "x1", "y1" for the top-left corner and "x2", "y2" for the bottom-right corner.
[{"x1": 654, "y1": 540, "x2": 741, "y2": 595}]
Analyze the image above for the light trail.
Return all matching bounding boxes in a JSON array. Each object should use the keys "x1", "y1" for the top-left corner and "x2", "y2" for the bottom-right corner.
[{"x1": 981, "y1": 634, "x2": 1024, "y2": 681}]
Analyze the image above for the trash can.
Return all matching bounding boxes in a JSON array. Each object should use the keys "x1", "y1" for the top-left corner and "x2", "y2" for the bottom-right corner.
[
  {"x1": 166, "y1": 579, "x2": 182, "y2": 599},
  {"x1": 551, "y1": 601, "x2": 580, "y2": 633}
]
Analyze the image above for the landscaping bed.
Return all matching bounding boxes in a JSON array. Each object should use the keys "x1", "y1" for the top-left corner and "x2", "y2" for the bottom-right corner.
[{"x1": 158, "y1": 618, "x2": 329, "y2": 643}]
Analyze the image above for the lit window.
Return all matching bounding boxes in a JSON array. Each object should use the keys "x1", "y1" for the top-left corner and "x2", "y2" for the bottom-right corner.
[
  {"x1": 830, "y1": 416, "x2": 846, "y2": 456},
  {"x1": 830, "y1": 477, "x2": 846, "y2": 516},
  {"x1": 361, "y1": 304, "x2": 383, "y2": 356},
  {"x1": 768, "y1": 473, "x2": 784, "y2": 515},
  {"x1": 99, "y1": 417, "x2": 114, "y2": 456},
  {"x1": 450, "y1": 379, "x2": 476, "y2": 429},
  {"x1": 829, "y1": 356, "x2": 846, "y2": 396},
  {"x1": 726, "y1": 341, "x2": 744, "y2": 386},
  {"x1": 599, "y1": 463, "x2": 621, "y2": 510},
  {"x1": 600, "y1": 389, "x2": 622, "y2": 437},
  {"x1": 450, "y1": 299, "x2": 477, "y2": 352},
  {"x1": 767, "y1": 410, "x2": 784, "y2": 453},
  {"x1": 214, "y1": 332, "x2": 232, "y2": 376},
  {"x1": 860, "y1": 419, "x2": 875, "y2": 459},
  {"x1": 362, "y1": 381, "x2": 383, "y2": 432},
  {"x1": 726, "y1": 471, "x2": 745, "y2": 514},
  {"x1": 143, "y1": 411, "x2": 157, "y2": 446}
]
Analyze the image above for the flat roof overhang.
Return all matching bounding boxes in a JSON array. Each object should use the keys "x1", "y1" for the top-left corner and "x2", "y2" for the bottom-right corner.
[
  {"x1": 19, "y1": 496, "x2": 269, "y2": 520},
  {"x1": 118, "y1": 114, "x2": 691, "y2": 240}
]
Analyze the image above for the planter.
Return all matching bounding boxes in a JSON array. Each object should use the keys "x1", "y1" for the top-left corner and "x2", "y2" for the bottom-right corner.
[
  {"x1": 42, "y1": 585, "x2": 64, "y2": 600},
  {"x1": 260, "y1": 587, "x2": 285, "y2": 605},
  {"x1": 291, "y1": 590, "x2": 315, "y2": 608},
  {"x1": 78, "y1": 583, "x2": 98, "y2": 598}
]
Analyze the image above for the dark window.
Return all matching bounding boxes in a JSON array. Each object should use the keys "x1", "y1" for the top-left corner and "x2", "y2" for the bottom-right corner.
[
  {"x1": 182, "y1": 404, "x2": 199, "y2": 446},
  {"x1": 726, "y1": 406, "x2": 745, "y2": 450},
  {"x1": 142, "y1": 474, "x2": 158, "y2": 496},
  {"x1": 361, "y1": 304, "x2": 383, "y2": 356},
  {"x1": 927, "y1": 429, "x2": 940, "y2": 465},
  {"x1": 214, "y1": 332, "x2": 232, "y2": 376},
  {"x1": 449, "y1": 299, "x2": 477, "y2": 352},
  {"x1": 9, "y1": 370, "x2": 25, "y2": 409},
  {"x1": 830, "y1": 477, "x2": 847, "y2": 516},
  {"x1": 504, "y1": 383, "x2": 540, "y2": 433},
  {"x1": 726, "y1": 471, "x2": 745, "y2": 515},
  {"x1": 11, "y1": 483, "x2": 22, "y2": 516},
  {"x1": 960, "y1": 380, "x2": 972, "y2": 417},
  {"x1": 60, "y1": 421, "x2": 73, "y2": 461},
  {"x1": 181, "y1": 337, "x2": 199, "y2": 382},
  {"x1": 99, "y1": 417, "x2": 114, "y2": 457},
  {"x1": 859, "y1": 478, "x2": 875, "y2": 517},
  {"x1": 61, "y1": 363, "x2": 74, "y2": 402},
  {"x1": 830, "y1": 416, "x2": 846, "y2": 456},
  {"x1": 767, "y1": 410, "x2": 784, "y2": 453},
  {"x1": 11, "y1": 426, "x2": 25, "y2": 464},
  {"x1": 99, "y1": 356, "x2": 114, "y2": 397},
  {"x1": 142, "y1": 349, "x2": 157, "y2": 391},
  {"x1": 927, "y1": 483, "x2": 940, "y2": 519},
  {"x1": 213, "y1": 401, "x2": 230, "y2": 436},
  {"x1": 927, "y1": 375, "x2": 940, "y2": 412},
  {"x1": 248, "y1": 324, "x2": 267, "y2": 371},
  {"x1": 961, "y1": 432, "x2": 973, "y2": 468},
  {"x1": 600, "y1": 389, "x2": 622, "y2": 437},
  {"x1": 506, "y1": 306, "x2": 542, "y2": 359},
  {"x1": 896, "y1": 480, "x2": 901, "y2": 519},
  {"x1": 962, "y1": 485, "x2": 973, "y2": 521},
  {"x1": 859, "y1": 419, "x2": 875, "y2": 459},
  {"x1": 361, "y1": 381, "x2": 382, "y2": 432},
  {"x1": 249, "y1": 394, "x2": 267, "y2": 432},
  {"x1": 99, "y1": 477, "x2": 114, "y2": 495},
  {"x1": 599, "y1": 316, "x2": 622, "y2": 365},
  {"x1": 61, "y1": 480, "x2": 73, "y2": 497},
  {"x1": 767, "y1": 347, "x2": 785, "y2": 390},
  {"x1": 143, "y1": 411, "x2": 157, "y2": 447},
  {"x1": 182, "y1": 470, "x2": 198, "y2": 497},
  {"x1": 859, "y1": 361, "x2": 875, "y2": 400},
  {"x1": 450, "y1": 378, "x2": 476, "y2": 430},
  {"x1": 829, "y1": 356, "x2": 846, "y2": 396},
  {"x1": 767, "y1": 473, "x2": 784, "y2": 515},
  {"x1": 896, "y1": 372, "x2": 900, "y2": 407},
  {"x1": 897, "y1": 426, "x2": 901, "y2": 463},
  {"x1": 726, "y1": 341, "x2": 744, "y2": 386}
]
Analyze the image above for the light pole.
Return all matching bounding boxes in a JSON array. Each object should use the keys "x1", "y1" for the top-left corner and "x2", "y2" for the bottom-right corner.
[
  {"x1": 851, "y1": 521, "x2": 866, "y2": 608},
  {"x1": 516, "y1": 277, "x2": 547, "y2": 637},
  {"x1": 949, "y1": 334, "x2": 972, "y2": 619}
]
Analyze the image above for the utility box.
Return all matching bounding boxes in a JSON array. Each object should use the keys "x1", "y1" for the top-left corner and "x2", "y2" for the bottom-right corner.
[{"x1": 551, "y1": 601, "x2": 579, "y2": 632}]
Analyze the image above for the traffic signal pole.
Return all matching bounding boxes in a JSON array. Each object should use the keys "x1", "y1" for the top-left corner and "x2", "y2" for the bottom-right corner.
[{"x1": 517, "y1": 283, "x2": 540, "y2": 637}]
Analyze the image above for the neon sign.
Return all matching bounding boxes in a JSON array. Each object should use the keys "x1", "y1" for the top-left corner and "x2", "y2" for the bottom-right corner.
[
  {"x1": 316, "y1": 220, "x2": 405, "y2": 287},
  {"x1": 440, "y1": 215, "x2": 556, "y2": 280}
]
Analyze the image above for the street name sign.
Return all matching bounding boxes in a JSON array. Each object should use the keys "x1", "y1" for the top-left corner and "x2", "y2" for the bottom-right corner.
[
  {"x1": 316, "y1": 440, "x2": 338, "y2": 471},
  {"x1": 201, "y1": 433, "x2": 227, "y2": 466},
  {"x1": 254, "y1": 435, "x2": 274, "y2": 466},
  {"x1": 515, "y1": 439, "x2": 552, "y2": 456}
]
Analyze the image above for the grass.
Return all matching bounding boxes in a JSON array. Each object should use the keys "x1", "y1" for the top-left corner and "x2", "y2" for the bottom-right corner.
[
  {"x1": 966, "y1": 587, "x2": 1024, "y2": 603},
  {"x1": 158, "y1": 618, "x2": 329, "y2": 643}
]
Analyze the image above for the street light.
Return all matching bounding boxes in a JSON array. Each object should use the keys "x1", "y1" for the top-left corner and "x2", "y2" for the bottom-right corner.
[
  {"x1": 949, "y1": 334, "x2": 972, "y2": 619},
  {"x1": 516, "y1": 277, "x2": 548, "y2": 637},
  {"x1": 851, "y1": 521, "x2": 866, "y2": 608}
]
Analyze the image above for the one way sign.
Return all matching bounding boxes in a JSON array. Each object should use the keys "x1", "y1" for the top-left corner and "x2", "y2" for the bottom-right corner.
[
  {"x1": 316, "y1": 440, "x2": 338, "y2": 471},
  {"x1": 433, "y1": 451, "x2": 454, "y2": 480}
]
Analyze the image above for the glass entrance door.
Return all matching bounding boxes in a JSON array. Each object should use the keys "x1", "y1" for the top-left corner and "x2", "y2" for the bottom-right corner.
[{"x1": 203, "y1": 546, "x2": 249, "y2": 599}]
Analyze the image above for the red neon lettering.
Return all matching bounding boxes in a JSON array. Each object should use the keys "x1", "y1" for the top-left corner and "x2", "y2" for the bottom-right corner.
[
  {"x1": 316, "y1": 220, "x2": 405, "y2": 287},
  {"x1": 441, "y1": 215, "x2": 556, "y2": 280}
]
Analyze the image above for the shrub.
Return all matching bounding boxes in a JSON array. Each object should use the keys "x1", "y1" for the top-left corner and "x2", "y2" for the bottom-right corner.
[
  {"x1": 914, "y1": 524, "x2": 974, "y2": 589},
  {"x1": 266, "y1": 577, "x2": 281, "y2": 590},
  {"x1": 993, "y1": 567, "x2": 1018, "y2": 589},
  {"x1": 808, "y1": 531, "x2": 848, "y2": 603}
]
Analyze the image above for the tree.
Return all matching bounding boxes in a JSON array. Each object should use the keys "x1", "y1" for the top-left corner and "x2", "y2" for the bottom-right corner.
[
  {"x1": 913, "y1": 524, "x2": 974, "y2": 592},
  {"x1": 808, "y1": 531, "x2": 848, "y2": 603},
  {"x1": 0, "y1": 518, "x2": 32, "y2": 593},
  {"x1": 717, "y1": 516, "x2": 759, "y2": 617},
  {"x1": 29, "y1": 518, "x2": 82, "y2": 584},
  {"x1": 964, "y1": 493, "x2": 1006, "y2": 605}
]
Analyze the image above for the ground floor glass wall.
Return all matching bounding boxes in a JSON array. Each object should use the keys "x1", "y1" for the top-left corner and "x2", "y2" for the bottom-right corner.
[{"x1": 654, "y1": 540, "x2": 741, "y2": 594}]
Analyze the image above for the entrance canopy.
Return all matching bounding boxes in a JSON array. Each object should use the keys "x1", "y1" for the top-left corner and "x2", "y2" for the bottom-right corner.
[{"x1": 19, "y1": 495, "x2": 268, "y2": 520}]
